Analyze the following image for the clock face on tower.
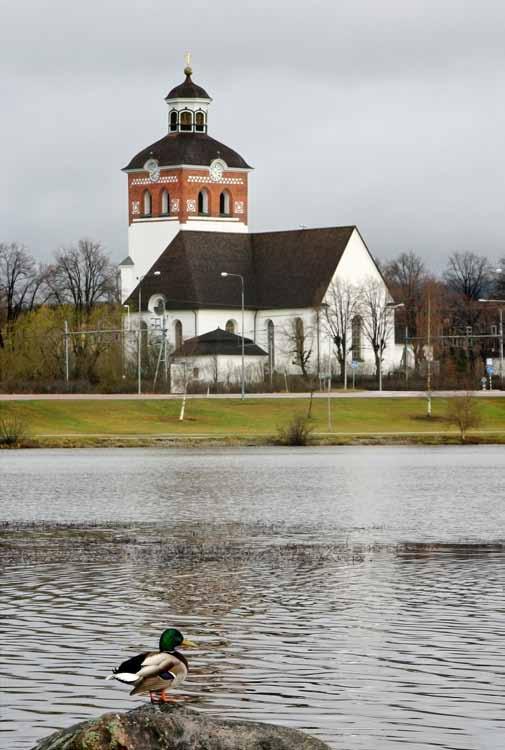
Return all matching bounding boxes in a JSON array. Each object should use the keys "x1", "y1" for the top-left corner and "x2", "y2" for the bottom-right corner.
[
  {"x1": 144, "y1": 158, "x2": 160, "y2": 183},
  {"x1": 209, "y1": 159, "x2": 225, "y2": 182}
]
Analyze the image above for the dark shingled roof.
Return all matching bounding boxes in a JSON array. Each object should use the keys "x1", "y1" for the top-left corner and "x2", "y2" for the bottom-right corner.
[
  {"x1": 126, "y1": 226, "x2": 358, "y2": 311},
  {"x1": 123, "y1": 132, "x2": 251, "y2": 171},
  {"x1": 165, "y1": 73, "x2": 211, "y2": 100},
  {"x1": 173, "y1": 328, "x2": 267, "y2": 358}
]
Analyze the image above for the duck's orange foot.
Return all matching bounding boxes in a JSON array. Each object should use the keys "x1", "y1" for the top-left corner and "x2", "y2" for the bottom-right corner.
[{"x1": 158, "y1": 692, "x2": 177, "y2": 703}]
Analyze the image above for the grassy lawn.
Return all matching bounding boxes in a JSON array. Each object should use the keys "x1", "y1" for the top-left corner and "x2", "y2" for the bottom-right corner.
[{"x1": 1, "y1": 397, "x2": 505, "y2": 442}]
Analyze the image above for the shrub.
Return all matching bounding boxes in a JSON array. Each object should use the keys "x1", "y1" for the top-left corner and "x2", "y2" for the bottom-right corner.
[
  {"x1": 277, "y1": 414, "x2": 314, "y2": 446},
  {"x1": 445, "y1": 394, "x2": 482, "y2": 442},
  {"x1": 0, "y1": 414, "x2": 29, "y2": 446}
]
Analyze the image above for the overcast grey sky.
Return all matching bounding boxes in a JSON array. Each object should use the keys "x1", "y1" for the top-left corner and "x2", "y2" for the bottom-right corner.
[{"x1": 2, "y1": 0, "x2": 505, "y2": 271}]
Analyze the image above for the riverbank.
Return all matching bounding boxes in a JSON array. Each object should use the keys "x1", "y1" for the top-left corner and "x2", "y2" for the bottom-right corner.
[{"x1": 1, "y1": 396, "x2": 505, "y2": 447}]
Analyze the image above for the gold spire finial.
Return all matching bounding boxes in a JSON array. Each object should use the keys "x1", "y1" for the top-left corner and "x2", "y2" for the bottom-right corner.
[{"x1": 184, "y1": 52, "x2": 192, "y2": 76}]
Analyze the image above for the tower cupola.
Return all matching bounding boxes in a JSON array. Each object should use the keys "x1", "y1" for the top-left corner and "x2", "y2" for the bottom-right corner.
[{"x1": 164, "y1": 61, "x2": 212, "y2": 134}]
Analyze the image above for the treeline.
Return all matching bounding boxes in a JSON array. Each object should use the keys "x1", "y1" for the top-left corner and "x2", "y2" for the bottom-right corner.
[
  {"x1": 0, "y1": 240, "x2": 127, "y2": 391},
  {"x1": 1, "y1": 240, "x2": 505, "y2": 391},
  {"x1": 381, "y1": 250, "x2": 505, "y2": 384}
]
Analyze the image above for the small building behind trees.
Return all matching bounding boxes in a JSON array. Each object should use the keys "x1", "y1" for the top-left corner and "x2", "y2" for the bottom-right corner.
[{"x1": 170, "y1": 327, "x2": 267, "y2": 393}]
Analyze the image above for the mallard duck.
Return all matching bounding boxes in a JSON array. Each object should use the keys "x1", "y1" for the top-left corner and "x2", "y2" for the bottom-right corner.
[{"x1": 106, "y1": 628, "x2": 197, "y2": 703}]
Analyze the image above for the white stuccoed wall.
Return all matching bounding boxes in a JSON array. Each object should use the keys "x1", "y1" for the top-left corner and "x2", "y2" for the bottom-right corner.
[
  {"x1": 184, "y1": 218, "x2": 247, "y2": 232},
  {"x1": 121, "y1": 219, "x2": 180, "y2": 302},
  {"x1": 132, "y1": 307, "x2": 257, "y2": 349},
  {"x1": 253, "y1": 229, "x2": 400, "y2": 376},
  {"x1": 325, "y1": 228, "x2": 398, "y2": 373}
]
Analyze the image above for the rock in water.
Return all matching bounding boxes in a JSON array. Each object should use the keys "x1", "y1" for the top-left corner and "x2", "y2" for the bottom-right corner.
[{"x1": 33, "y1": 704, "x2": 331, "y2": 750}]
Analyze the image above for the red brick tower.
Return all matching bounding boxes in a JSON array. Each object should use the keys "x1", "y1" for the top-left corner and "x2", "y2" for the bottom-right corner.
[{"x1": 120, "y1": 62, "x2": 252, "y2": 300}]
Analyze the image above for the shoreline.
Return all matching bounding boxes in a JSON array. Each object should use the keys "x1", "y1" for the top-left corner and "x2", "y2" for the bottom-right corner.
[{"x1": 4, "y1": 432, "x2": 505, "y2": 448}]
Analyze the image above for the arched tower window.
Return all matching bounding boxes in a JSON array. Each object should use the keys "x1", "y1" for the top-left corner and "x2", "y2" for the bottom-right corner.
[
  {"x1": 195, "y1": 111, "x2": 206, "y2": 132},
  {"x1": 174, "y1": 320, "x2": 183, "y2": 349},
  {"x1": 198, "y1": 189, "x2": 209, "y2": 215},
  {"x1": 169, "y1": 110, "x2": 178, "y2": 132},
  {"x1": 267, "y1": 319, "x2": 275, "y2": 370},
  {"x1": 352, "y1": 315, "x2": 362, "y2": 361},
  {"x1": 143, "y1": 190, "x2": 152, "y2": 216},
  {"x1": 161, "y1": 190, "x2": 170, "y2": 215},
  {"x1": 219, "y1": 190, "x2": 231, "y2": 216},
  {"x1": 225, "y1": 319, "x2": 236, "y2": 334},
  {"x1": 180, "y1": 110, "x2": 193, "y2": 131}
]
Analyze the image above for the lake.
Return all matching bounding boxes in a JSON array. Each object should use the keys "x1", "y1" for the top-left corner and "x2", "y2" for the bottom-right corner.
[{"x1": 1, "y1": 446, "x2": 504, "y2": 750}]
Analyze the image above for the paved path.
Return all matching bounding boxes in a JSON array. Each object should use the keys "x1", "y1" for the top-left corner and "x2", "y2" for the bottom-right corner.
[
  {"x1": 27, "y1": 428, "x2": 505, "y2": 441},
  {"x1": 0, "y1": 390, "x2": 504, "y2": 401}
]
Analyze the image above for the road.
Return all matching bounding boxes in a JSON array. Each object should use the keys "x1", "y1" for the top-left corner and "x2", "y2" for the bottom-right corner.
[{"x1": 0, "y1": 390, "x2": 504, "y2": 401}]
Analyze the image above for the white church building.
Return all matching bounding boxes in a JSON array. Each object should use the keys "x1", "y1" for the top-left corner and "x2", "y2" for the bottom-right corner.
[{"x1": 120, "y1": 63, "x2": 403, "y2": 388}]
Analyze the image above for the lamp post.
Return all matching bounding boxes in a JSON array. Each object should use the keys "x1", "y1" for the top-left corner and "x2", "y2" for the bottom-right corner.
[
  {"x1": 478, "y1": 298, "x2": 504, "y2": 385},
  {"x1": 136, "y1": 270, "x2": 161, "y2": 395},
  {"x1": 379, "y1": 302, "x2": 404, "y2": 391},
  {"x1": 121, "y1": 305, "x2": 130, "y2": 381},
  {"x1": 123, "y1": 305, "x2": 130, "y2": 331},
  {"x1": 221, "y1": 271, "x2": 245, "y2": 399}
]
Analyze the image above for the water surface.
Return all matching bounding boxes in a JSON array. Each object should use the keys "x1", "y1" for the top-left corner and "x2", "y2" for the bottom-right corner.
[{"x1": 1, "y1": 447, "x2": 504, "y2": 750}]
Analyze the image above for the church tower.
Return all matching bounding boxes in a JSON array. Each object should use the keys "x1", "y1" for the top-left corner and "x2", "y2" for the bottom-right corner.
[{"x1": 120, "y1": 61, "x2": 252, "y2": 301}]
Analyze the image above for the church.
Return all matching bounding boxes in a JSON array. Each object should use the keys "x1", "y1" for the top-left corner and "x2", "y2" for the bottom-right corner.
[{"x1": 120, "y1": 62, "x2": 401, "y2": 387}]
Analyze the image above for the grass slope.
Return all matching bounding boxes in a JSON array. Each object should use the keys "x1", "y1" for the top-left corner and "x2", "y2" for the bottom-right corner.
[{"x1": 1, "y1": 397, "x2": 505, "y2": 444}]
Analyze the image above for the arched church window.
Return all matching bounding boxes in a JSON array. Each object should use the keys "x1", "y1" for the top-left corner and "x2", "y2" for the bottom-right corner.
[
  {"x1": 267, "y1": 319, "x2": 275, "y2": 370},
  {"x1": 169, "y1": 110, "x2": 178, "y2": 132},
  {"x1": 180, "y1": 110, "x2": 193, "y2": 132},
  {"x1": 195, "y1": 111, "x2": 206, "y2": 132},
  {"x1": 153, "y1": 297, "x2": 165, "y2": 316},
  {"x1": 174, "y1": 320, "x2": 183, "y2": 349},
  {"x1": 219, "y1": 190, "x2": 231, "y2": 216},
  {"x1": 225, "y1": 319, "x2": 236, "y2": 334},
  {"x1": 198, "y1": 189, "x2": 209, "y2": 215},
  {"x1": 161, "y1": 190, "x2": 170, "y2": 215},
  {"x1": 352, "y1": 315, "x2": 362, "y2": 361},
  {"x1": 143, "y1": 190, "x2": 152, "y2": 216}
]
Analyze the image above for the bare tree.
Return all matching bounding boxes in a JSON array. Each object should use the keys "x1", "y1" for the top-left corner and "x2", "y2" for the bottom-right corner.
[
  {"x1": 358, "y1": 278, "x2": 394, "y2": 379},
  {"x1": 444, "y1": 252, "x2": 492, "y2": 300},
  {"x1": 383, "y1": 251, "x2": 428, "y2": 351},
  {"x1": 47, "y1": 239, "x2": 117, "y2": 317},
  {"x1": 443, "y1": 251, "x2": 492, "y2": 331},
  {"x1": 323, "y1": 279, "x2": 360, "y2": 386},
  {"x1": 0, "y1": 243, "x2": 46, "y2": 322},
  {"x1": 283, "y1": 316, "x2": 313, "y2": 378}
]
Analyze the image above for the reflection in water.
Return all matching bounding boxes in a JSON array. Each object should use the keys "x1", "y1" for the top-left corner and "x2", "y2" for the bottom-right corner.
[{"x1": 1, "y1": 447, "x2": 505, "y2": 750}]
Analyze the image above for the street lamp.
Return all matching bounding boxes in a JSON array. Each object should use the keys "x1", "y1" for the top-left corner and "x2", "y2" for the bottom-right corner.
[
  {"x1": 123, "y1": 305, "x2": 130, "y2": 331},
  {"x1": 478, "y1": 296, "x2": 504, "y2": 385},
  {"x1": 221, "y1": 271, "x2": 245, "y2": 399},
  {"x1": 136, "y1": 270, "x2": 161, "y2": 395},
  {"x1": 379, "y1": 302, "x2": 404, "y2": 391},
  {"x1": 121, "y1": 305, "x2": 130, "y2": 381}
]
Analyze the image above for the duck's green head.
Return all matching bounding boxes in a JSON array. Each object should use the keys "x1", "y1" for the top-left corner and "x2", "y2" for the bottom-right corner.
[{"x1": 159, "y1": 628, "x2": 197, "y2": 652}]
